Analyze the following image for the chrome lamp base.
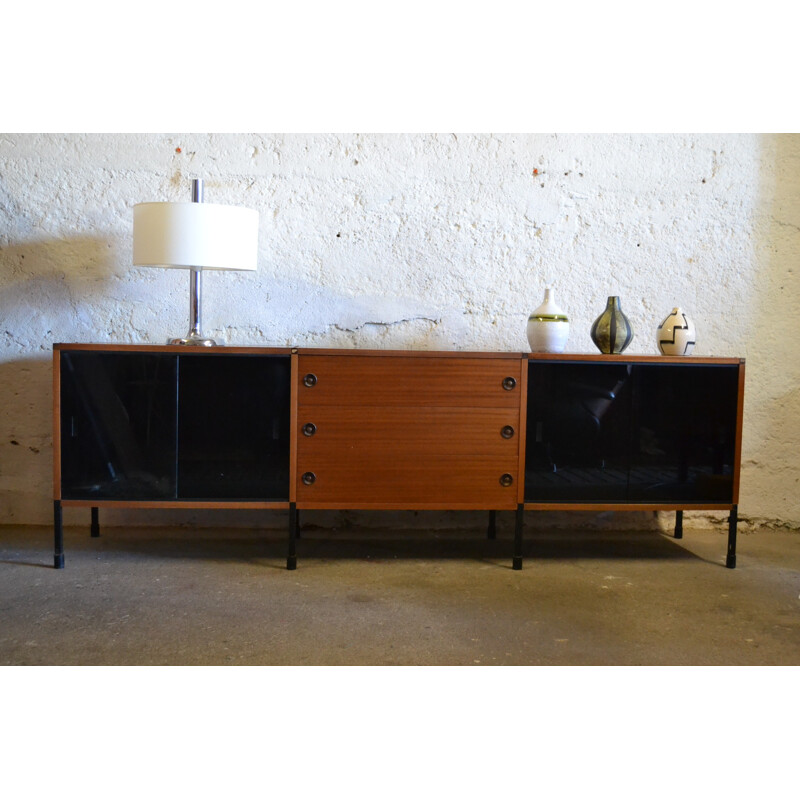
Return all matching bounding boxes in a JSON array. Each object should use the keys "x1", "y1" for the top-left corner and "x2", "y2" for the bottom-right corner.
[{"x1": 167, "y1": 333, "x2": 221, "y2": 347}]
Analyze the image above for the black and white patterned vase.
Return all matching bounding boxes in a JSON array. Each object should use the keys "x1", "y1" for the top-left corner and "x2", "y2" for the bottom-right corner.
[
  {"x1": 590, "y1": 296, "x2": 634, "y2": 354},
  {"x1": 657, "y1": 307, "x2": 696, "y2": 355}
]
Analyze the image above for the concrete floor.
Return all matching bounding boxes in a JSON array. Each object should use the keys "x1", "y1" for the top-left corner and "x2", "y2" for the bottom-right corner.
[{"x1": 1, "y1": 522, "x2": 799, "y2": 665}]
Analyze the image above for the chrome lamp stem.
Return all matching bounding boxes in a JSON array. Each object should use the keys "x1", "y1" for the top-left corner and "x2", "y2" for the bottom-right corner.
[{"x1": 167, "y1": 178, "x2": 222, "y2": 346}]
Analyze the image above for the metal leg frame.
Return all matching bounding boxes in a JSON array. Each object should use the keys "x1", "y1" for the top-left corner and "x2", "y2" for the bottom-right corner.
[
  {"x1": 487, "y1": 510, "x2": 496, "y2": 540},
  {"x1": 674, "y1": 509, "x2": 683, "y2": 539},
  {"x1": 726, "y1": 504, "x2": 738, "y2": 569},
  {"x1": 513, "y1": 504, "x2": 524, "y2": 570},
  {"x1": 287, "y1": 503, "x2": 298, "y2": 570},
  {"x1": 52, "y1": 501, "x2": 734, "y2": 572},
  {"x1": 54, "y1": 500, "x2": 64, "y2": 569}
]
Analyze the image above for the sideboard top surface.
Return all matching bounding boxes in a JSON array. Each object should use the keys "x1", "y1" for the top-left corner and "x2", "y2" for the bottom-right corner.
[
  {"x1": 53, "y1": 344, "x2": 744, "y2": 365},
  {"x1": 53, "y1": 343, "x2": 292, "y2": 356},
  {"x1": 525, "y1": 353, "x2": 744, "y2": 365}
]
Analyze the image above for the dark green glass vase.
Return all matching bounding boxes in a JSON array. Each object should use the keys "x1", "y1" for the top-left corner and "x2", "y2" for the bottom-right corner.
[{"x1": 590, "y1": 296, "x2": 634, "y2": 354}]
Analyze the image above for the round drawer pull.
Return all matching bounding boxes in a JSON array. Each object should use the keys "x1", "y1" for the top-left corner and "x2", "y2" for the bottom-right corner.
[
  {"x1": 302, "y1": 472, "x2": 316, "y2": 486},
  {"x1": 499, "y1": 473, "x2": 514, "y2": 487},
  {"x1": 303, "y1": 373, "x2": 318, "y2": 388},
  {"x1": 501, "y1": 425, "x2": 515, "y2": 439},
  {"x1": 502, "y1": 376, "x2": 517, "y2": 391},
  {"x1": 302, "y1": 422, "x2": 317, "y2": 437}
]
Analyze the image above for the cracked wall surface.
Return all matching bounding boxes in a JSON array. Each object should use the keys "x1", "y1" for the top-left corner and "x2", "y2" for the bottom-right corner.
[{"x1": 1, "y1": 133, "x2": 798, "y2": 528}]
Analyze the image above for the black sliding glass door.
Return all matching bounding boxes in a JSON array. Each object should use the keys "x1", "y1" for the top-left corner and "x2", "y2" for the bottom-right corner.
[
  {"x1": 60, "y1": 351, "x2": 178, "y2": 500},
  {"x1": 59, "y1": 350, "x2": 292, "y2": 502},
  {"x1": 177, "y1": 354, "x2": 291, "y2": 500},
  {"x1": 525, "y1": 361, "x2": 738, "y2": 504}
]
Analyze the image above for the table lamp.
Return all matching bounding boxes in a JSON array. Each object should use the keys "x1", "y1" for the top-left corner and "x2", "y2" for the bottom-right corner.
[{"x1": 133, "y1": 178, "x2": 259, "y2": 345}]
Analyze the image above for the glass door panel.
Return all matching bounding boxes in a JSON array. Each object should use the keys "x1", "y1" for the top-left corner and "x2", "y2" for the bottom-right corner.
[
  {"x1": 525, "y1": 362, "x2": 633, "y2": 503},
  {"x1": 628, "y1": 364, "x2": 738, "y2": 503},
  {"x1": 176, "y1": 354, "x2": 291, "y2": 500},
  {"x1": 60, "y1": 351, "x2": 178, "y2": 500}
]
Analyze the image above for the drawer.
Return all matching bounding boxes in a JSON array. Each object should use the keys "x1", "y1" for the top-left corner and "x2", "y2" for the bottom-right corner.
[
  {"x1": 297, "y1": 406, "x2": 521, "y2": 458},
  {"x1": 297, "y1": 355, "x2": 522, "y2": 407},
  {"x1": 295, "y1": 453, "x2": 519, "y2": 508}
]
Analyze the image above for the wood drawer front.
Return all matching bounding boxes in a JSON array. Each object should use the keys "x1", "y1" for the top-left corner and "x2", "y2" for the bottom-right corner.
[
  {"x1": 297, "y1": 355, "x2": 522, "y2": 408},
  {"x1": 295, "y1": 454, "x2": 518, "y2": 508},
  {"x1": 297, "y1": 406, "x2": 521, "y2": 458}
]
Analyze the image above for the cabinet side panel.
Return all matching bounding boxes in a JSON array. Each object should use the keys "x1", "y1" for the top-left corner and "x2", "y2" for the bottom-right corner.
[
  {"x1": 53, "y1": 349, "x2": 61, "y2": 500},
  {"x1": 732, "y1": 361, "x2": 745, "y2": 504},
  {"x1": 516, "y1": 356, "x2": 528, "y2": 505},
  {"x1": 290, "y1": 352, "x2": 298, "y2": 504}
]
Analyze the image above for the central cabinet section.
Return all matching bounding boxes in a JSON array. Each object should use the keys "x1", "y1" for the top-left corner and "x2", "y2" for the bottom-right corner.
[{"x1": 295, "y1": 352, "x2": 523, "y2": 509}]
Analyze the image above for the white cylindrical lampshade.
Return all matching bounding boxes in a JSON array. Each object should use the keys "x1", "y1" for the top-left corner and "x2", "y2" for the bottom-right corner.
[{"x1": 133, "y1": 201, "x2": 259, "y2": 271}]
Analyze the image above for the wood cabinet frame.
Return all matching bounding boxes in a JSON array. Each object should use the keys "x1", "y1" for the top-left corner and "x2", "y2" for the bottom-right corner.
[{"x1": 52, "y1": 345, "x2": 745, "y2": 571}]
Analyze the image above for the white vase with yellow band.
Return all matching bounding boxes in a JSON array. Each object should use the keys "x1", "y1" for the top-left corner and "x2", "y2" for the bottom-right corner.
[{"x1": 527, "y1": 287, "x2": 570, "y2": 353}]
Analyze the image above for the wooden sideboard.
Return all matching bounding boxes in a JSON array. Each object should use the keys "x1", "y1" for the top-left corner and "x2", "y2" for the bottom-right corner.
[{"x1": 53, "y1": 344, "x2": 745, "y2": 571}]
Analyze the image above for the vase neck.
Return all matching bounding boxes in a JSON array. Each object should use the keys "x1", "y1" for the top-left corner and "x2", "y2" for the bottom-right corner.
[{"x1": 606, "y1": 296, "x2": 621, "y2": 310}]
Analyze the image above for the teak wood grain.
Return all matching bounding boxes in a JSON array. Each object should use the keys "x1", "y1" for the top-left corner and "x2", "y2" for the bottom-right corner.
[
  {"x1": 297, "y1": 355, "x2": 522, "y2": 407},
  {"x1": 52, "y1": 349, "x2": 62, "y2": 500},
  {"x1": 53, "y1": 343, "x2": 292, "y2": 356},
  {"x1": 289, "y1": 352, "x2": 299, "y2": 504},
  {"x1": 297, "y1": 406, "x2": 521, "y2": 457},
  {"x1": 516, "y1": 356, "x2": 529, "y2": 505},
  {"x1": 294, "y1": 353, "x2": 524, "y2": 507},
  {"x1": 732, "y1": 361, "x2": 746, "y2": 504},
  {"x1": 295, "y1": 454, "x2": 519, "y2": 508}
]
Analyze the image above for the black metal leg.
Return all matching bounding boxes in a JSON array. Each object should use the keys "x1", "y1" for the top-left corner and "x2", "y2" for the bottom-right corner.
[
  {"x1": 54, "y1": 500, "x2": 64, "y2": 569},
  {"x1": 296, "y1": 509, "x2": 300, "y2": 539},
  {"x1": 487, "y1": 510, "x2": 496, "y2": 540},
  {"x1": 90, "y1": 506, "x2": 100, "y2": 538},
  {"x1": 726, "y1": 504, "x2": 738, "y2": 569},
  {"x1": 674, "y1": 509, "x2": 683, "y2": 539},
  {"x1": 287, "y1": 503, "x2": 297, "y2": 570},
  {"x1": 512, "y1": 504, "x2": 524, "y2": 570}
]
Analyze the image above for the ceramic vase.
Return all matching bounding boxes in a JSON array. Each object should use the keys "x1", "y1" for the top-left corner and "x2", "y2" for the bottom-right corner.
[
  {"x1": 657, "y1": 307, "x2": 696, "y2": 355},
  {"x1": 590, "y1": 296, "x2": 634, "y2": 354},
  {"x1": 527, "y1": 287, "x2": 570, "y2": 353}
]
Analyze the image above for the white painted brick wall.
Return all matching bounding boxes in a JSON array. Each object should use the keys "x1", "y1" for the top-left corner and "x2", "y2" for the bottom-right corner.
[{"x1": 1, "y1": 133, "x2": 798, "y2": 528}]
